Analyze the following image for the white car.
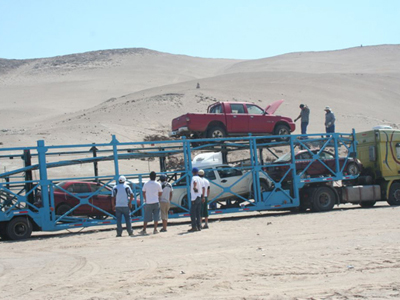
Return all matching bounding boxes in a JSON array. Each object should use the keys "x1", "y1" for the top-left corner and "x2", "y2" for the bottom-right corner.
[{"x1": 170, "y1": 152, "x2": 270, "y2": 210}]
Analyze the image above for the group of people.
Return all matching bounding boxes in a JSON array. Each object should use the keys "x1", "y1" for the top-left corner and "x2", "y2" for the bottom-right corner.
[
  {"x1": 294, "y1": 104, "x2": 336, "y2": 134},
  {"x1": 111, "y1": 168, "x2": 211, "y2": 237}
]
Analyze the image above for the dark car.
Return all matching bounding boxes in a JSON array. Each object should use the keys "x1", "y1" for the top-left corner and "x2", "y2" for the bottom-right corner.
[
  {"x1": 266, "y1": 149, "x2": 362, "y2": 181},
  {"x1": 52, "y1": 181, "x2": 140, "y2": 217}
]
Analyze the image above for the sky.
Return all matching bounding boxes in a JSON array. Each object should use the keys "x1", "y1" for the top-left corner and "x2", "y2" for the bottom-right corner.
[{"x1": 0, "y1": 0, "x2": 399, "y2": 60}]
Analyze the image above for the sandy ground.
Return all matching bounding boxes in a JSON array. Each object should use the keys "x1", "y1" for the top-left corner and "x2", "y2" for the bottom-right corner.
[
  {"x1": 1, "y1": 203, "x2": 399, "y2": 300},
  {"x1": 1, "y1": 45, "x2": 400, "y2": 299}
]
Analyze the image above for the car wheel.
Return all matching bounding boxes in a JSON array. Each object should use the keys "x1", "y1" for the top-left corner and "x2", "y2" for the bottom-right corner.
[
  {"x1": 273, "y1": 124, "x2": 290, "y2": 141},
  {"x1": 56, "y1": 203, "x2": 73, "y2": 216},
  {"x1": 311, "y1": 186, "x2": 336, "y2": 212},
  {"x1": 359, "y1": 201, "x2": 376, "y2": 208},
  {"x1": 387, "y1": 182, "x2": 400, "y2": 206},
  {"x1": 207, "y1": 126, "x2": 226, "y2": 139},
  {"x1": 6, "y1": 217, "x2": 32, "y2": 240},
  {"x1": 346, "y1": 162, "x2": 360, "y2": 176},
  {"x1": 181, "y1": 195, "x2": 189, "y2": 210}
]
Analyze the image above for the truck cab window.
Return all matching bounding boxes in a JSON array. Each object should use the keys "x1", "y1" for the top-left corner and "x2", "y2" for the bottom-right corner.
[
  {"x1": 230, "y1": 104, "x2": 245, "y2": 114},
  {"x1": 246, "y1": 104, "x2": 264, "y2": 115},
  {"x1": 210, "y1": 104, "x2": 223, "y2": 114}
]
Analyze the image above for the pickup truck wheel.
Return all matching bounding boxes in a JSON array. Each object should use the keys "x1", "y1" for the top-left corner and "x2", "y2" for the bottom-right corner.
[
  {"x1": 311, "y1": 187, "x2": 336, "y2": 212},
  {"x1": 273, "y1": 125, "x2": 290, "y2": 141},
  {"x1": 6, "y1": 217, "x2": 32, "y2": 240},
  {"x1": 207, "y1": 126, "x2": 226, "y2": 139},
  {"x1": 387, "y1": 182, "x2": 400, "y2": 206}
]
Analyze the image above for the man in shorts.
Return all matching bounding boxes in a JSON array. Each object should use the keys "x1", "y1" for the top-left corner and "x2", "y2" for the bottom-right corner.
[
  {"x1": 159, "y1": 174, "x2": 173, "y2": 232},
  {"x1": 140, "y1": 171, "x2": 162, "y2": 235},
  {"x1": 112, "y1": 175, "x2": 134, "y2": 237},
  {"x1": 198, "y1": 169, "x2": 210, "y2": 229}
]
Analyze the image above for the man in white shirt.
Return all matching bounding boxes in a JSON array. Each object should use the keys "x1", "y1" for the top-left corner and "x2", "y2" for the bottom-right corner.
[
  {"x1": 188, "y1": 167, "x2": 204, "y2": 232},
  {"x1": 140, "y1": 171, "x2": 162, "y2": 235},
  {"x1": 159, "y1": 174, "x2": 173, "y2": 232},
  {"x1": 199, "y1": 169, "x2": 211, "y2": 229},
  {"x1": 112, "y1": 175, "x2": 133, "y2": 237}
]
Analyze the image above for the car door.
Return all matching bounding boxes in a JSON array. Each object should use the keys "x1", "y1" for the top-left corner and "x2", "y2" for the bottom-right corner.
[
  {"x1": 225, "y1": 103, "x2": 249, "y2": 133},
  {"x1": 66, "y1": 183, "x2": 93, "y2": 215},
  {"x1": 204, "y1": 168, "x2": 221, "y2": 202},
  {"x1": 90, "y1": 183, "x2": 112, "y2": 215},
  {"x1": 246, "y1": 104, "x2": 271, "y2": 134},
  {"x1": 216, "y1": 166, "x2": 249, "y2": 199}
]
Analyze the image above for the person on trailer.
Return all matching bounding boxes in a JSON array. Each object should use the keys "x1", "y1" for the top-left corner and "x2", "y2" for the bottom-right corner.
[
  {"x1": 112, "y1": 175, "x2": 134, "y2": 237},
  {"x1": 324, "y1": 106, "x2": 336, "y2": 133},
  {"x1": 188, "y1": 167, "x2": 204, "y2": 232},
  {"x1": 140, "y1": 171, "x2": 162, "y2": 235},
  {"x1": 159, "y1": 174, "x2": 173, "y2": 232},
  {"x1": 294, "y1": 104, "x2": 310, "y2": 135},
  {"x1": 198, "y1": 169, "x2": 210, "y2": 229}
]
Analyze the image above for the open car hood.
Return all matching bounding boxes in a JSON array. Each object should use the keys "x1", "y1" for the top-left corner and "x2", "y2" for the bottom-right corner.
[{"x1": 265, "y1": 99, "x2": 284, "y2": 115}]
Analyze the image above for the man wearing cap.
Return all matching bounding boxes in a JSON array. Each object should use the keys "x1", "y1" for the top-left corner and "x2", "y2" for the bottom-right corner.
[
  {"x1": 140, "y1": 171, "x2": 163, "y2": 235},
  {"x1": 112, "y1": 175, "x2": 134, "y2": 237},
  {"x1": 324, "y1": 106, "x2": 336, "y2": 133},
  {"x1": 294, "y1": 104, "x2": 310, "y2": 135},
  {"x1": 159, "y1": 174, "x2": 173, "y2": 232},
  {"x1": 188, "y1": 167, "x2": 204, "y2": 232},
  {"x1": 199, "y1": 169, "x2": 211, "y2": 229}
]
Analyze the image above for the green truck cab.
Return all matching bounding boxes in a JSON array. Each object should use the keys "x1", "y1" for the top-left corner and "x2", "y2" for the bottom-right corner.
[{"x1": 356, "y1": 129, "x2": 400, "y2": 205}]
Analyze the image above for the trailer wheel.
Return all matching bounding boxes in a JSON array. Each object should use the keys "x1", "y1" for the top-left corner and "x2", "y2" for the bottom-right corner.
[
  {"x1": 6, "y1": 217, "x2": 32, "y2": 240},
  {"x1": 311, "y1": 187, "x2": 336, "y2": 212},
  {"x1": 387, "y1": 182, "x2": 400, "y2": 206},
  {"x1": 207, "y1": 126, "x2": 226, "y2": 139},
  {"x1": 359, "y1": 201, "x2": 376, "y2": 208}
]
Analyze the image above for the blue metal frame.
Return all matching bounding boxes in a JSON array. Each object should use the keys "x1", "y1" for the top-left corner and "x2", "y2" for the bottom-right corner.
[{"x1": 0, "y1": 131, "x2": 358, "y2": 235}]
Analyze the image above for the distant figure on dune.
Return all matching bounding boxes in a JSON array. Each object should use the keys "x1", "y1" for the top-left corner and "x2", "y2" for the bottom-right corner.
[
  {"x1": 324, "y1": 106, "x2": 336, "y2": 133},
  {"x1": 196, "y1": 82, "x2": 200, "y2": 89},
  {"x1": 294, "y1": 104, "x2": 310, "y2": 135}
]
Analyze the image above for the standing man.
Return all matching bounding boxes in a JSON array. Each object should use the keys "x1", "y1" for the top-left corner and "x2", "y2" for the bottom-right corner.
[
  {"x1": 324, "y1": 106, "x2": 336, "y2": 134},
  {"x1": 159, "y1": 174, "x2": 173, "y2": 232},
  {"x1": 140, "y1": 171, "x2": 162, "y2": 235},
  {"x1": 294, "y1": 104, "x2": 310, "y2": 135},
  {"x1": 188, "y1": 167, "x2": 204, "y2": 232},
  {"x1": 112, "y1": 175, "x2": 134, "y2": 237},
  {"x1": 199, "y1": 169, "x2": 211, "y2": 229}
]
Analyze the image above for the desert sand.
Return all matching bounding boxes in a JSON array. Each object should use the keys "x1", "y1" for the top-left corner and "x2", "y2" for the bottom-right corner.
[{"x1": 1, "y1": 45, "x2": 400, "y2": 299}]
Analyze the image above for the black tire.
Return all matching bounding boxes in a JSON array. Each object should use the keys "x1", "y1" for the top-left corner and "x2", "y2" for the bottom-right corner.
[
  {"x1": 346, "y1": 162, "x2": 360, "y2": 176},
  {"x1": 207, "y1": 126, "x2": 226, "y2": 139},
  {"x1": 6, "y1": 217, "x2": 32, "y2": 240},
  {"x1": 359, "y1": 201, "x2": 376, "y2": 208},
  {"x1": 273, "y1": 124, "x2": 291, "y2": 141},
  {"x1": 181, "y1": 195, "x2": 189, "y2": 210},
  {"x1": 56, "y1": 203, "x2": 73, "y2": 216},
  {"x1": 387, "y1": 182, "x2": 400, "y2": 206},
  {"x1": 311, "y1": 186, "x2": 336, "y2": 212},
  {"x1": 250, "y1": 180, "x2": 270, "y2": 199}
]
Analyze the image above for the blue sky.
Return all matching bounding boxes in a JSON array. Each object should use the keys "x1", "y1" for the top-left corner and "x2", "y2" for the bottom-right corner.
[{"x1": 0, "y1": 0, "x2": 399, "y2": 60}]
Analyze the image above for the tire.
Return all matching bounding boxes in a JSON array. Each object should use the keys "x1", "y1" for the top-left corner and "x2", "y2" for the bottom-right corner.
[
  {"x1": 273, "y1": 124, "x2": 290, "y2": 141},
  {"x1": 56, "y1": 203, "x2": 73, "y2": 216},
  {"x1": 359, "y1": 201, "x2": 376, "y2": 208},
  {"x1": 250, "y1": 180, "x2": 270, "y2": 199},
  {"x1": 387, "y1": 182, "x2": 400, "y2": 206},
  {"x1": 311, "y1": 186, "x2": 336, "y2": 212},
  {"x1": 346, "y1": 162, "x2": 360, "y2": 176},
  {"x1": 181, "y1": 195, "x2": 189, "y2": 210},
  {"x1": 6, "y1": 217, "x2": 32, "y2": 240},
  {"x1": 207, "y1": 126, "x2": 226, "y2": 139}
]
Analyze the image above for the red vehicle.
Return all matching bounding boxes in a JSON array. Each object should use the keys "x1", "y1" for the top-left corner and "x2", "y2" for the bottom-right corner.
[
  {"x1": 170, "y1": 100, "x2": 295, "y2": 138},
  {"x1": 266, "y1": 149, "x2": 362, "y2": 181},
  {"x1": 52, "y1": 181, "x2": 140, "y2": 217}
]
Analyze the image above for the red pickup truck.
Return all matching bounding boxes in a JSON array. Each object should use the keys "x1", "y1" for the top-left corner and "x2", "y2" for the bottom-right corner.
[{"x1": 170, "y1": 100, "x2": 295, "y2": 138}]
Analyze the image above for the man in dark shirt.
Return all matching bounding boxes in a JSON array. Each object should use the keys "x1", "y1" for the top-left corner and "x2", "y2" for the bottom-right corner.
[{"x1": 294, "y1": 104, "x2": 310, "y2": 135}]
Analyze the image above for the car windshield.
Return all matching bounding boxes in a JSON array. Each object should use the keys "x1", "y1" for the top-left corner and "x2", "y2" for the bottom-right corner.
[
  {"x1": 274, "y1": 152, "x2": 292, "y2": 162},
  {"x1": 54, "y1": 181, "x2": 68, "y2": 191}
]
